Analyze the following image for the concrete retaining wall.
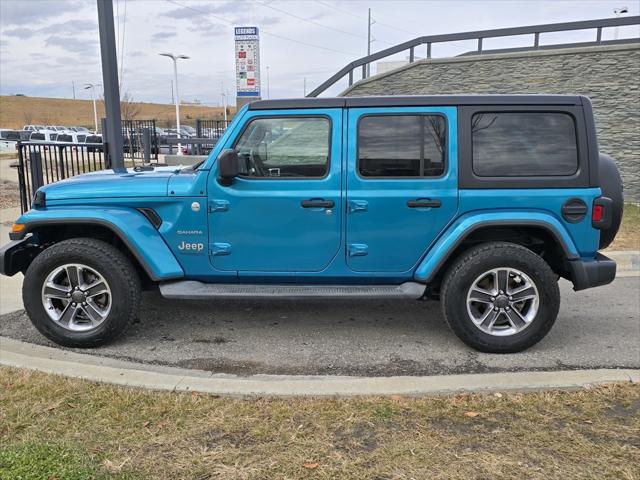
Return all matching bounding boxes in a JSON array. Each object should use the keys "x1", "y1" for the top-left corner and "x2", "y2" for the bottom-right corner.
[{"x1": 343, "y1": 44, "x2": 640, "y2": 201}]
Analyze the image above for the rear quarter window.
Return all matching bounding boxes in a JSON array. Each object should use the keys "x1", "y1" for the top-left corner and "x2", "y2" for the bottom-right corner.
[{"x1": 472, "y1": 112, "x2": 578, "y2": 176}]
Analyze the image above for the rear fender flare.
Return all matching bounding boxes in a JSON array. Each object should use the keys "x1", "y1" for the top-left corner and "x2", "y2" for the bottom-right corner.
[{"x1": 414, "y1": 211, "x2": 579, "y2": 283}]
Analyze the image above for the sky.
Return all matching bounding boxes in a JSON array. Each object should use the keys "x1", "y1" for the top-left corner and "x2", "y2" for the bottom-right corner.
[{"x1": 0, "y1": 0, "x2": 638, "y2": 105}]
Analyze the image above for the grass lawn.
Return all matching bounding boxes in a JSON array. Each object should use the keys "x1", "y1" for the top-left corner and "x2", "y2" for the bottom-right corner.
[
  {"x1": 1, "y1": 367, "x2": 638, "y2": 479},
  {"x1": 608, "y1": 203, "x2": 640, "y2": 251}
]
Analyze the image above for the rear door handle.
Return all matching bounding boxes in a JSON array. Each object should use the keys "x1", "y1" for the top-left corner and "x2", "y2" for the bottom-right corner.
[
  {"x1": 407, "y1": 199, "x2": 441, "y2": 208},
  {"x1": 301, "y1": 198, "x2": 335, "y2": 209}
]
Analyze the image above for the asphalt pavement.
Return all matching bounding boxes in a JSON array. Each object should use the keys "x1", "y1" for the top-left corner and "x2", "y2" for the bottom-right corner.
[{"x1": 1, "y1": 276, "x2": 638, "y2": 377}]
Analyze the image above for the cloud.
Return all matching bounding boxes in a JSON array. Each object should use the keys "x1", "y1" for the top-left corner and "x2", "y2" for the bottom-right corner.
[
  {"x1": 2, "y1": 27, "x2": 37, "y2": 39},
  {"x1": 1, "y1": 20, "x2": 96, "y2": 40},
  {"x1": 45, "y1": 35, "x2": 99, "y2": 56},
  {"x1": 0, "y1": 0, "x2": 84, "y2": 26},
  {"x1": 39, "y1": 19, "x2": 98, "y2": 35},
  {"x1": 151, "y1": 31, "x2": 177, "y2": 41}
]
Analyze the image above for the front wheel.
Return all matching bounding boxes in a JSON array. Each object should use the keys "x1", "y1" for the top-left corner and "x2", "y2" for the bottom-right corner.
[
  {"x1": 23, "y1": 238, "x2": 141, "y2": 347},
  {"x1": 441, "y1": 242, "x2": 560, "y2": 353}
]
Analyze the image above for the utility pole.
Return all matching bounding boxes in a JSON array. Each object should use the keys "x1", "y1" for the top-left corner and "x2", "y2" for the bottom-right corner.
[
  {"x1": 72, "y1": 81, "x2": 76, "y2": 100},
  {"x1": 303, "y1": 77, "x2": 307, "y2": 96},
  {"x1": 367, "y1": 8, "x2": 374, "y2": 78},
  {"x1": 266, "y1": 65, "x2": 270, "y2": 100},
  {"x1": 97, "y1": 0, "x2": 124, "y2": 169}
]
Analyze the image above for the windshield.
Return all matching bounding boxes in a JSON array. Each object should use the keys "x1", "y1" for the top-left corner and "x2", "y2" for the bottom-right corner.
[{"x1": 0, "y1": 131, "x2": 21, "y2": 140}]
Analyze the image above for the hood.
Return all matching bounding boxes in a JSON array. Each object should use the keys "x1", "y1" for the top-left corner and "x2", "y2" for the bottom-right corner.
[{"x1": 41, "y1": 167, "x2": 180, "y2": 201}]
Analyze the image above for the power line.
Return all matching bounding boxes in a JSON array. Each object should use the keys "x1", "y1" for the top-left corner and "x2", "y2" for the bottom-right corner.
[
  {"x1": 258, "y1": 0, "x2": 392, "y2": 45},
  {"x1": 165, "y1": 0, "x2": 361, "y2": 56},
  {"x1": 313, "y1": 0, "x2": 419, "y2": 37}
]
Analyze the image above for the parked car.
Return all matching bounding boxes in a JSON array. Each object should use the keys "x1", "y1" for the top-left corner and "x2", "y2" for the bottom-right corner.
[
  {"x1": 28, "y1": 131, "x2": 57, "y2": 142},
  {"x1": 69, "y1": 127, "x2": 90, "y2": 134},
  {"x1": 83, "y1": 134, "x2": 103, "y2": 152},
  {"x1": 0, "y1": 95, "x2": 623, "y2": 352},
  {"x1": 45, "y1": 125, "x2": 73, "y2": 133},
  {"x1": 0, "y1": 129, "x2": 22, "y2": 153},
  {"x1": 23, "y1": 125, "x2": 46, "y2": 132}
]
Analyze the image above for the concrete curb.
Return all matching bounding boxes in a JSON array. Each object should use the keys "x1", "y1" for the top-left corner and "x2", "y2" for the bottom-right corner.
[
  {"x1": 606, "y1": 250, "x2": 640, "y2": 277},
  {"x1": 1, "y1": 337, "x2": 637, "y2": 397}
]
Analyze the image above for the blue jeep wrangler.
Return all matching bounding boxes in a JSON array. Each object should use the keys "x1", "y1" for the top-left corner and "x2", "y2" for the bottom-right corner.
[{"x1": 0, "y1": 95, "x2": 623, "y2": 353}]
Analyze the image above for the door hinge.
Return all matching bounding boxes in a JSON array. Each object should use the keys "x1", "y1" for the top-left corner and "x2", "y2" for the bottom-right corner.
[
  {"x1": 348, "y1": 199, "x2": 368, "y2": 213},
  {"x1": 209, "y1": 199, "x2": 229, "y2": 213},
  {"x1": 210, "y1": 242, "x2": 231, "y2": 256},
  {"x1": 348, "y1": 243, "x2": 368, "y2": 257}
]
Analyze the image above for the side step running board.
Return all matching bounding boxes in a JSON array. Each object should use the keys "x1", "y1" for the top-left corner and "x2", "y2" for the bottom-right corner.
[{"x1": 159, "y1": 281, "x2": 426, "y2": 300}]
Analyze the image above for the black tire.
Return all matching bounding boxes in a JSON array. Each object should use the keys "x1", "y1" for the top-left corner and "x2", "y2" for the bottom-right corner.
[
  {"x1": 441, "y1": 242, "x2": 560, "y2": 353},
  {"x1": 598, "y1": 154, "x2": 624, "y2": 249},
  {"x1": 23, "y1": 238, "x2": 141, "y2": 348}
]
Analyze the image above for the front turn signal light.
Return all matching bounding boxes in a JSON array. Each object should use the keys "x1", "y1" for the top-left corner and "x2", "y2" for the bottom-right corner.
[{"x1": 11, "y1": 223, "x2": 26, "y2": 234}]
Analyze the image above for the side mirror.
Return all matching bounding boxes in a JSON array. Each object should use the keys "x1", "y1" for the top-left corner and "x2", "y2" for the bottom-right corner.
[{"x1": 217, "y1": 149, "x2": 245, "y2": 185}]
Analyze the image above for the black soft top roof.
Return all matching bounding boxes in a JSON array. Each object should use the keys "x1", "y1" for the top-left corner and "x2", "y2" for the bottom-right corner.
[{"x1": 248, "y1": 94, "x2": 585, "y2": 110}]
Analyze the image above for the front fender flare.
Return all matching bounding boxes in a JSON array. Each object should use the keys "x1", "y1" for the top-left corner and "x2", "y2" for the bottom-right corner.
[
  {"x1": 413, "y1": 211, "x2": 579, "y2": 283},
  {"x1": 12, "y1": 207, "x2": 184, "y2": 281}
]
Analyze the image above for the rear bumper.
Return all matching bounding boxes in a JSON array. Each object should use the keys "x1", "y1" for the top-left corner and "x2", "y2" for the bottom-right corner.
[{"x1": 568, "y1": 253, "x2": 616, "y2": 291}]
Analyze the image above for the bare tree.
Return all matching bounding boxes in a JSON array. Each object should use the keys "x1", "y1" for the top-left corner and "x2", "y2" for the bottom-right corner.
[{"x1": 120, "y1": 91, "x2": 141, "y2": 122}]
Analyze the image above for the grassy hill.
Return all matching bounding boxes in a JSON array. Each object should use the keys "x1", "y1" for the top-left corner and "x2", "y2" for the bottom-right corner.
[{"x1": 0, "y1": 95, "x2": 232, "y2": 130}]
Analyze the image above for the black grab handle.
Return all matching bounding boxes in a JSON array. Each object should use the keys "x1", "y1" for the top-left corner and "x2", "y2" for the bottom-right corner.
[
  {"x1": 407, "y1": 199, "x2": 441, "y2": 208},
  {"x1": 301, "y1": 199, "x2": 335, "y2": 208}
]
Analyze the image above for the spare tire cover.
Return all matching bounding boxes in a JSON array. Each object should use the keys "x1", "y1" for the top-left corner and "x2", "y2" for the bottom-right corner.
[{"x1": 598, "y1": 154, "x2": 624, "y2": 249}]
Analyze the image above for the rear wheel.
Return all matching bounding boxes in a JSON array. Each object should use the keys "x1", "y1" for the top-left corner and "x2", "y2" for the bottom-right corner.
[
  {"x1": 23, "y1": 238, "x2": 141, "y2": 347},
  {"x1": 441, "y1": 242, "x2": 560, "y2": 353}
]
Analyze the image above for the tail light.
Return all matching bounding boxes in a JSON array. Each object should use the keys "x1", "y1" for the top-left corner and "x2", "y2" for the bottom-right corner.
[
  {"x1": 592, "y1": 205, "x2": 603, "y2": 222},
  {"x1": 592, "y1": 197, "x2": 612, "y2": 230}
]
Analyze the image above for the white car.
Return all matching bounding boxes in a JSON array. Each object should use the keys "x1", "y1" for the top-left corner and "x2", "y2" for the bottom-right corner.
[
  {"x1": 29, "y1": 131, "x2": 57, "y2": 142},
  {"x1": 45, "y1": 125, "x2": 73, "y2": 133},
  {"x1": 23, "y1": 125, "x2": 46, "y2": 132},
  {"x1": 54, "y1": 132, "x2": 88, "y2": 144},
  {"x1": 0, "y1": 129, "x2": 22, "y2": 153}
]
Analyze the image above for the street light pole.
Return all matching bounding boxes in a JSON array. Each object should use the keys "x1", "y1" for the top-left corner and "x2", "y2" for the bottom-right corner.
[
  {"x1": 159, "y1": 52, "x2": 189, "y2": 155},
  {"x1": 614, "y1": 6, "x2": 629, "y2": 40},
  {"x1": 84, "y1": 83, "x2": 102, "y2": 133}
]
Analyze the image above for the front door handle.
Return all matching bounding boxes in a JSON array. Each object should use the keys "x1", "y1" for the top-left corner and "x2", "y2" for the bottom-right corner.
[
  {"x1": 407, "y1": 198, "x2": 441, "y2": 208},
  {"x1": 301, "y1": 198, "x2": 335, "y2": 209}
]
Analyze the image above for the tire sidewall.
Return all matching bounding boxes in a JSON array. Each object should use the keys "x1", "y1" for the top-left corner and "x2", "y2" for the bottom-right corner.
[
  {"x1": 23, "y1": 242, "x2": 135, "y2": 347},
  {"x1": 443, "y1": 245, "x2": 560, "y2": 352}
]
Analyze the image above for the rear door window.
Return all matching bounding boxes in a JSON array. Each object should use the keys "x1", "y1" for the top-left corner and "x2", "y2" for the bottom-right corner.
[
  {"x1": 357, "y1": 115, "x2": 446, "y2": 178},
  {"x1": 472, "y1": 112, "x2": 578, "y2": 176}
]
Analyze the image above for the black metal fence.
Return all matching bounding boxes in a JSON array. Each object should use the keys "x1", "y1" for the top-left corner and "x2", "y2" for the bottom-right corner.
[
  {"x1": 195, "y1": 119, "x2": 231, "y2": 155},
  {"x1": 16, "y1": 141, "x2": 109, "y2": 213},
  {"x1": 121, "y1": 119, "x2": 159, "y2": 162}
]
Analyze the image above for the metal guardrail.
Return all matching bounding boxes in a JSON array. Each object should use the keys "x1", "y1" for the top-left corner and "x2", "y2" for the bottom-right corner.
[{"x1": 307, "y1": 16, "x2": 640, "y2": 97}]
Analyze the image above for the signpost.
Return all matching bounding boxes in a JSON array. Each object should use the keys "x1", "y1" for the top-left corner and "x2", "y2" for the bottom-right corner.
[{"x1": 235, "y1": 26, "x2": 261, "y2": 109}]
